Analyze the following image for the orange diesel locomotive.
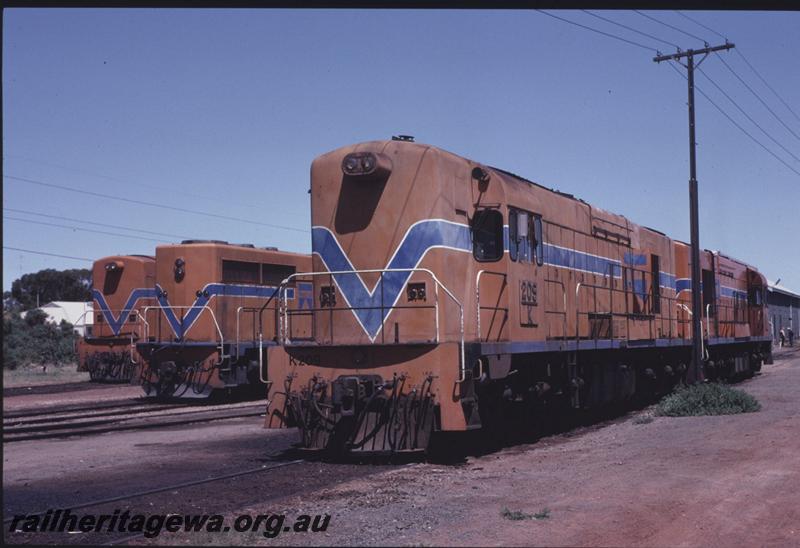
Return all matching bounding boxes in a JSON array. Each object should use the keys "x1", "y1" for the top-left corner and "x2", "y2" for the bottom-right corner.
[
  {"x1": 264, "y1": 138, "x2": 772, "y2": 454},
  {"x1": 674, "y1": 242, "x2": 770, "y2": 378},
  {"x1": 78, "y1": 255, "x2": 156, "y2": 382},
  {"x1": 137, "y1": 241, "x2": 311, "y2": 399}
]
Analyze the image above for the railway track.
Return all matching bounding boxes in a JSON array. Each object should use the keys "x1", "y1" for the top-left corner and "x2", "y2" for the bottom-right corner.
[
  {"x1": 3, "y1": 399, "x2": 267, "y2": 443},
  {"x1": 4, "y1": 397, "x2": 175, "y2": 420},
  {"x1": 3, "y1": 380, "x2": 126, "y2": 398},
  {"x1": 4, "y1": 457, "x2": 307, "y2": 545}
]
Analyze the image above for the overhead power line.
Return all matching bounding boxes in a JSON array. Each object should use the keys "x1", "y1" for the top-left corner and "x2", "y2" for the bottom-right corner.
[
  {"x1": 696, "y1": 67, "x2": 800, "y2": 163},
  {"x1": 671, "y1": 11, "x2": 800, "y2": 130},
  {"x1": 3, "y1": 154, "x2": 278, "y2": 212},
  {"x1": 4, "y1": 174, "x2": 309, "y2": 234},
  {"x1": 3, "y1": 246, "x2": 92, "y2": 262},
  {"x1": 535, "y1": 8, "x2": 799, "y2": 180},
  {"x1": 634, "y1": 10, "x2": 707, "y2": 44},
  {"x1": 536, "y1": 10, "x2": 658, "y2": 53},
  {"x1": 4, "y1": 215, "x2": 168, "y2": 243},
  {"x1": 3, "y1": 207, "x2": 193, "y2": 240},
  {"x1": 714, "y1": 53, "x2": 800, "y2": 142},
  {"x1": 673, "y1": 10, "x2": 727, "y2": 40},
  {"x1": 667, "y1": 62, "x2": 800, "y2": 178},
  {"x1": 582, "y1": 10, "x2": 680, "y2": 49},
  {"x1": 734, "y1": 50, "x2": 800, "y2": 125}
]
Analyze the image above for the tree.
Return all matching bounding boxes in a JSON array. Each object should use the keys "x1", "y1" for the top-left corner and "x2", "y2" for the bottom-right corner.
[
  {"x1": 10, "y1": 268, "x2": 92, "y2": 310},
  {"x1": 3, "y1": 291, "x2": 23, "y2": 313},
  {"x1": 3, "y1": 310, "x2": 79, "y2": 369}
]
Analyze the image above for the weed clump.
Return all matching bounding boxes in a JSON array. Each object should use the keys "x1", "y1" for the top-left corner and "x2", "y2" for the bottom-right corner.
[
  {"x1": 632, "y1": 414, "x2": 654, "y2": 425},
  {"x1": 501, "y1": 507, "x2": 550, "y2": 521},
  {"x1": 655, "y1": 382, "x2": 760, "y2": 417}
]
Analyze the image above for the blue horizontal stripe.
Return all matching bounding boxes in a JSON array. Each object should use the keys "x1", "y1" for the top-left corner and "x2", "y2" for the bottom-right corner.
[{"x1": 623, "y1": 251, "x2": 647, "y2": 265}]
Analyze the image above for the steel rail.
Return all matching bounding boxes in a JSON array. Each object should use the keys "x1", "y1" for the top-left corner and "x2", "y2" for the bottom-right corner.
[
  {"x1": 4, "y1": 459, "x2": 305, "y2": 526},
  {"x1": 3, "y1": 400, "x2": 257, "y2": 429},
  {"x1": 3, "y1": 403, "x2": 181, "y2": 425},
  {"x1": 3, "y1": 398, "x2": 154, "y2": 420},
  {"x1": 3, "y1": 403, "x2": 266, "y2": 443}
]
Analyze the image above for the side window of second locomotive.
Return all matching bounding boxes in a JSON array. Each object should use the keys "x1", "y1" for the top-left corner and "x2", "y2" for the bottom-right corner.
[{"x1": 472, "y1": 209, "x2": 504, "y2": 262}]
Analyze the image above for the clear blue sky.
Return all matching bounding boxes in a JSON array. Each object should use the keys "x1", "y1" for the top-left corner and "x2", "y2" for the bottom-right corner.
[{"x1": 4, "y1": 9, "x2": 799, "y2": 292}]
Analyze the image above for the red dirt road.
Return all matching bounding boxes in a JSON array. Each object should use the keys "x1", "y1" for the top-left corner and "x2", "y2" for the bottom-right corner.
[{"x1": 170, "y1": 348, "x2": 800, "y2": 547}]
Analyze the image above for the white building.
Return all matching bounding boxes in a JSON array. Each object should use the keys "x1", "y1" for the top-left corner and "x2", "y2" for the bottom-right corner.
[{"x1": 22, "y1": 301, "x2": 94, "y2": 336}]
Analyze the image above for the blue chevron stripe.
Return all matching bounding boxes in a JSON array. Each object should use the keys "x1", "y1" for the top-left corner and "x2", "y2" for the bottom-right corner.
[
  {"x1": 155, "y1": 283, "x2": 295, "y2": 339},
  {"x1": 95, "y1": 281, "x2": 298, "y2": 339},
  {"x1": 312, "y1": 220, "x2": 472, "y2": 340},
  {"x1": 92, "y1": 287, "x2": 158, "y2": 336}
]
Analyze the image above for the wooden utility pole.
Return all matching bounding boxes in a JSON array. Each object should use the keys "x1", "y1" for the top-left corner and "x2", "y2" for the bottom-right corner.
[{"x1": 654, "y1": 42, "x2": 734, "y2": 383}]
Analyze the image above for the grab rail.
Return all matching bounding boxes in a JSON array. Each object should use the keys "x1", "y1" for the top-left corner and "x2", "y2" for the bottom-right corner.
[
  {"x1": 475, "y1": 270, "x2": 508, "y2": 341},
  {"x1": 544, "y1": 278, "x2": 567, "y2": 340},
  {"x1": 141, "y1": 305, "x2": 227, "y2": 365},
  {"x1": 235, "y1": 306, "x2": 261, "y2": 360},
  {"x1": 274, "y1": 268, "x2": 466, "y2": 383},
  {"x1": 76, "y1": 309, "x2": 149, "y2": 364},
  {"x1": 574, "y1": 273, "x2": 686, "y2": 344}
]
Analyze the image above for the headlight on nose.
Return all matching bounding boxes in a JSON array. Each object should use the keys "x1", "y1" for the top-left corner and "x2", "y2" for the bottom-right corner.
[{"x1": 341, "y1": 152, "x2": 392, "y2": 179}]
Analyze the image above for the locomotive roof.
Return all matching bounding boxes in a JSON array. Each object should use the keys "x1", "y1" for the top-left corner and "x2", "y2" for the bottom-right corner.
[
  {"x1": 174, "y1": 240, "x2": 278, "y2": 251},
  {"x1": 489, "y1": 166, "x2": 581, "y2": 203},
  {"x1": 96, "y1": 254, "x2": 154, "y2": 263},
  {"x1": 714, "y1": 251, "x2": 759, "y2": 271},
  {"x1": 328, "y1": 140, "x2": 762, "y2": 274}
]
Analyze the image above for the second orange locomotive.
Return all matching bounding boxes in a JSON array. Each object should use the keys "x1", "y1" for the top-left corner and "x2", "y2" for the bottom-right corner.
[{"x1": 137, "y1": 240, "x2": 311, "y2": 399}]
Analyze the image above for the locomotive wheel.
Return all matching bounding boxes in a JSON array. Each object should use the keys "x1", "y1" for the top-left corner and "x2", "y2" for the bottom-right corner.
[{"x1": 154, "y1": 361, "x2": 180, "y2": 399}]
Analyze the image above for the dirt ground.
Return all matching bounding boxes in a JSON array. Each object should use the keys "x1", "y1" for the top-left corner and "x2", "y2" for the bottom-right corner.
[
  {"x1": 133, "y1": 347, "x2": 799, "y2": 547},
  {"x1": 4, "y1": 349, "x2": 798, "y2": 546},
  {"x1": 3, "y1": 392, "x2": 398, "y2": 545}
]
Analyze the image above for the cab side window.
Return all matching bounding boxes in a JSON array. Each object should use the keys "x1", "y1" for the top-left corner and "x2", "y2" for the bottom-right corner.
[
  {"x1": 472, "y1": 209, "x2": 504, "y2": 262},
  {"x1": 509, "y1": 207, "x2": 543, "y2": 266}
]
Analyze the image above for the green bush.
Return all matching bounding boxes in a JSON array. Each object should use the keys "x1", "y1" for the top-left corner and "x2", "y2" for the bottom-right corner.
[
  {"x1": 3, "y1": 310, "x2": 78, "y2": 369},
  {"x1": 655, "y1": 382, "x2": 761, "y2": 417}
]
